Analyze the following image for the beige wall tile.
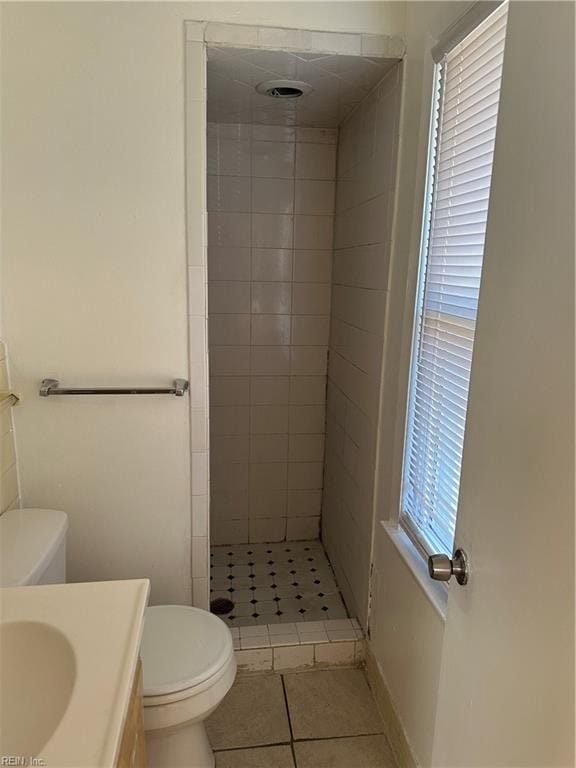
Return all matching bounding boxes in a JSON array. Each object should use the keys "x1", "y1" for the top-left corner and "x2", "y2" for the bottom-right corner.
[
  {"x1": 324, "y1": 69, "x2": 401, "y2": 623},
  {"x1": 251, "y1": 346, "x2": 290, "y2": 376},
  {"x1": 288, "y1": 462, "x2": 324, "y2": 489},
  {"x1": 211, "y1": 462, "x2": 249, "y2": 491},
  {"x1": 296, "y1": 127, "x2": 338, "y2": 145},
  {"x1": 289, "y1": 376, "x2": 326, "y2": 405},
  {"x1": 210, "y1": 377, "x2": 250, "y2": 406},
  {"x1": 293, "y1": 283, "x2": 331, "y2": 315},
  {"x1": 251, "y1": 315, "x2": 291, "y2": 345},
  {"x1": 250, "y1": 405, "x2": 289, "y2": 435},
  {"x1": 295, "y1": 180, "x2": 336, "y2": 216},
  {"x1": 286, "y1": 516, "x2": 320, "y2": 540},
  {"x1": 209, "y1": 281, "x2": 251, "y2": 313},
  {"x1": 208, "y1": 124, "x2": 336, "y2": 542},
  {"x1": 210, "y1": 405, "x2": 250, "y2": 436},
  {"x1": 207, "y1": 138, "x2": 251, "y2": 176},
  {"x1": 252, "y1": 178, "x2": 294, "y2": 214},
  {"x1": 212, "y1": 490, "x2": 249, "y2": 520},
  {"x1": 208, "y1": 246, "x2": 251, "y2": 282},
  {"x1": 287, "y1": 489, "x2": 322, "y2": 517},
  {"x1": 253, "y1": 125, "x2": 295, "y2": 142},
  {"x1": 293, "y1": 250, "x2": 332, "y2": 283},
  {"x1": 252, "y1": 213, "x2": 293, "y2": 249},
  {"x1": 250, "y1": 434, "x2": 289, "y2": 463},
  {"x1": 291, "y1": 316, "x2": 330, "y2": 346},
  {"x1": 250, "y1": 461, "x2": 288, "y2": 490},
  {"x1": 294, "y1": 215, "x2": 334, "y2": 250},
  {"x1": 290, "y1": 347, "x2": 328, "y2": 376},
  {"x1": 252, "y1": 249, "x2": 292, "y2": 282},
  {"x1": 209, "y1": 314, "x2": 251, "y2": 345},
  {"x1": 210, "y1": 346, "x2": 250, "y2": 376},
  {"x1": 289, "y1": 434, "x2": 325, "y2": 462},
  {"x1": 289, "y1": 405, "x2": 326, "y2": 434},
  {"x1": 250, "y1": 489, "x2": 287, "y2": 519},
  {"x1": 208, "y1": 175, "x2": 251, "y2": 213},
  {"x1": 212, "y1": 519, "x2": 250, "y2": 545},
  {"x1": 250, "y1": 517, "x2": 286, "y2": 543},
  {"x1": 295, "y1": 143, "x2": 337, "y2": 180},
  {"x1": 209, "y1": 212, "x2": 251, "y2": 247},
  {"x1": 252, "y1": 140, "x2": 295, "y2": 178},
  {"x1": 211, "y1": 435, "x2": 250, "y2": 463},
  {"x1": 251, "y1": 282, "x2": 292, "y2": 314},
  {"x1": 250, "y1": 376, "x2": 290, "y2": 405}
]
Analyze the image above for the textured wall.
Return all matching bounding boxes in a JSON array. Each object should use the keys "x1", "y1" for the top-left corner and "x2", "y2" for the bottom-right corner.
[{"x1": 207, "y1": 123, "x2": 336, "y2": 545}]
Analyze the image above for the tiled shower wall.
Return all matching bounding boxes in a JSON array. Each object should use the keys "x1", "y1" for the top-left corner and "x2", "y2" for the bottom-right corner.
[
  {"x1": 322, "y1": 65, "x2": 403, "y2": 626},
  {"x1": 207, "y1": 123, "x2": 337, "y2": 545}
]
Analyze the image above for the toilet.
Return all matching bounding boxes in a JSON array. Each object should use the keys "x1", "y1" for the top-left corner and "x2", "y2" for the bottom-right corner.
[
  {"x1": 140, "y1": 605, "x2": 236, "y2": 768},
  {"x1": 1, "y1": 508, "x2": 236, "y2": 768}
]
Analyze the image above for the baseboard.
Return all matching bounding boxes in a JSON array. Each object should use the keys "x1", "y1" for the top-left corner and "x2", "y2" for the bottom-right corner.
[{"x1": 364, "y1": 645, "x2": 418, "y2": 768}]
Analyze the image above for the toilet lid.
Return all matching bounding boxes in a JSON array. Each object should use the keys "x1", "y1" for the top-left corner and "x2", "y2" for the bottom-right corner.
[{"x1": 141, "y1": 605, "x2": 233, "y2": 697}]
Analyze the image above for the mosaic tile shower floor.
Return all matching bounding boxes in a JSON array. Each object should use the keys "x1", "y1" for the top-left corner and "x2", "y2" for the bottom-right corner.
[{"x1": 210, "y1": 539, "x2": 349, "y2": 627}]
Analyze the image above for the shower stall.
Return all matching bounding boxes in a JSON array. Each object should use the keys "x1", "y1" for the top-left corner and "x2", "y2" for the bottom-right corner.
[{"x1": 203, "y1": 38, "x2": 402, "y2": 630}]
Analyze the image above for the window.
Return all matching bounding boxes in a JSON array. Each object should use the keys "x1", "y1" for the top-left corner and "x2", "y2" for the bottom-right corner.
[{"x1": 401, "y1": 2, "x2": 509, "y2": 556}]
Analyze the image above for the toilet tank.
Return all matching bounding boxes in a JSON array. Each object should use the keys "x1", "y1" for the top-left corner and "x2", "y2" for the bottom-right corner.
[{"x1": 0, "y1": 508, "x2": 68, "y2": 587}]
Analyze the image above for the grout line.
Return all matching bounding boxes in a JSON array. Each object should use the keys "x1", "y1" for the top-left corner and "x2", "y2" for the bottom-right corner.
[{"x1": 280, "y1": 673, "x2": 299, "y2": 767}]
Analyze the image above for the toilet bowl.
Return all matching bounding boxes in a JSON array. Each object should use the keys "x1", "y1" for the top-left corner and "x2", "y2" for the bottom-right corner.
[{"x1": 140, "y1": 605, "x2": 237, "y2": 768}]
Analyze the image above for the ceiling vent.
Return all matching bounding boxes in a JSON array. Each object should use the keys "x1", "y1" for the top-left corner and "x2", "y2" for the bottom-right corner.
[{"x1": 255, "y1": 80, "x2": 313, "y2": 99}]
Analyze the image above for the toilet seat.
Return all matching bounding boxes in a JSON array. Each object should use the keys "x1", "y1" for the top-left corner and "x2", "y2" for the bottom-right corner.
[{"x1": 141, "y1": 605, "x2": 234, "y2": 705}]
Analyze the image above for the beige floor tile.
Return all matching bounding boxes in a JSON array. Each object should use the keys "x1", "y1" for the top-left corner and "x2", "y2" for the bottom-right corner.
[
  {"x1": 293, "y1": 735, "x2": 396, "y2": 768},
  {"x1": 216, "y1": 745, "x2": 296, "y2": 768},
  {"x1": 207, "y1": 675, "x2": 291, "y2": 750},
  {"x1": 284, "y1": 669, "x2": 383, "y2": 740}
]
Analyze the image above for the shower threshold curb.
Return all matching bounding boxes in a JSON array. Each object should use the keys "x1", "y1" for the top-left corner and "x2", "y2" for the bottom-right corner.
[{"x1": 228, "y1": 618, "x2": 365, "y2": 672}]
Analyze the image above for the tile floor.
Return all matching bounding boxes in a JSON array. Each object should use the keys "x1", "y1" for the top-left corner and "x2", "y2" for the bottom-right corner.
[
  {"x1": 207, "y1": 668, "x2": 397, "y2": 768},
  {"x1": 210, "y1": 539, "x2": 348, "y2": 627}
]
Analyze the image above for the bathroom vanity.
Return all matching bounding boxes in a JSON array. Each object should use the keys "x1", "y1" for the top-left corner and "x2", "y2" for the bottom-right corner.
[
  {"x1": 0, "y1": 579, "x2": 149, "y2": 767},
  {"x1": 117, "y1": 660, "x2": 146, "y2": 768}
]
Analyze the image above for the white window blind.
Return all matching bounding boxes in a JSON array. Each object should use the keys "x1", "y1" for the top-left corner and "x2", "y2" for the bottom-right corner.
[{"x1": 401, "y1": 2, "x2": 508, "y2": 556}]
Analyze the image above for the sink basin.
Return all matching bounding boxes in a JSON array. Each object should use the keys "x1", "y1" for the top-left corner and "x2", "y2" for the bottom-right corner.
[
  {"x1": 0, "y1": 621, "x2": 77, "y2": 756},
  {"x1": 1, "y1": 580, "x2": 149, "y2": 766}
]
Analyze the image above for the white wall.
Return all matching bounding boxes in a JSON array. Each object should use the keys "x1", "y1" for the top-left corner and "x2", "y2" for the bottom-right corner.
[
  {"x1": 368, "y1": 2, "x2": 471, "y2": 766},
  {"x1": 0, "y1": 2, "x2": 405, "y2": 603},
  {"x1": 1, "y1": 3, "x2": 195, "y2": 603}
]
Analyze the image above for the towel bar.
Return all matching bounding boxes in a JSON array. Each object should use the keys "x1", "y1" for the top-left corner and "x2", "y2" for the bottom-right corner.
[{"x1": 39, "y1": 378, "x2": 189, "y2": 397}]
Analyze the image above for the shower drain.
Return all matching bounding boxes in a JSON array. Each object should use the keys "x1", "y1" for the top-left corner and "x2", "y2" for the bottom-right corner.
[{"x1": 210, "y1": 597, "x2": 235, "y2": 615}]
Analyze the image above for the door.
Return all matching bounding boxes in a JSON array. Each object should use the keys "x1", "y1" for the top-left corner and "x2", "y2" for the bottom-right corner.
[{"x1": 431, "y1": 3, "x2": 574, "y2": 766}]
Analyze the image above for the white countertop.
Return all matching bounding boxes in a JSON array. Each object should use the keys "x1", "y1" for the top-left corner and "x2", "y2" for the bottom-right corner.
[{"x1": 0, "y1": 578, "x2": 150, "y2": 767}]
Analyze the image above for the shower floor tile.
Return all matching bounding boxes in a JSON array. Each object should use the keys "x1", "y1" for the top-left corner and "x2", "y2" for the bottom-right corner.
[{"x1": 210, "y1": 539, "x2": 348, "y2": 627}]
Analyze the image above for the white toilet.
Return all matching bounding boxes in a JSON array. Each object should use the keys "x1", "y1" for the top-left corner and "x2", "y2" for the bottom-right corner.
[
  {"x1": 140, "y1": 605, "x2": 236, "y2": 768},
  {"x1": 1, "y1": 508, "x2": 236, "y2": 768}
]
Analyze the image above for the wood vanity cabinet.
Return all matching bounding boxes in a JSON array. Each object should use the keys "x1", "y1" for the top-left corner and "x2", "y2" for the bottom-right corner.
[{"x1": 116, "y1": 659, "x2": 146, "y2": 768}]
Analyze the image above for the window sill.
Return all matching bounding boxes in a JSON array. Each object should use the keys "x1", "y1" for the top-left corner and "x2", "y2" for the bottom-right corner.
[{"x1": 381, "y1": 521, "x2": 448, "y2": 622}]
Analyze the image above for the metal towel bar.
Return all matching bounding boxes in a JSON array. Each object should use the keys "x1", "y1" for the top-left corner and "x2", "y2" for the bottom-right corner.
[{"x1": 39, "y1": 378, "x2": 189, "y2": 397}]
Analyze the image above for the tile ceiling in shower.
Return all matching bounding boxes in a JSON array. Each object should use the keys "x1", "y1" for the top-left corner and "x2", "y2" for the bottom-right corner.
[{"x1": 207, "y1": 47, "x2": 398, "y2": 128}]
